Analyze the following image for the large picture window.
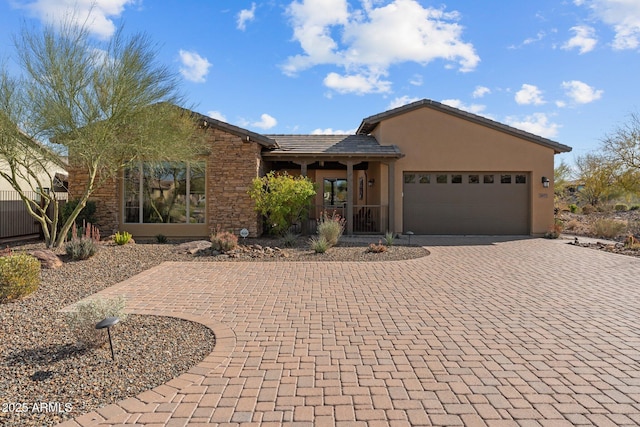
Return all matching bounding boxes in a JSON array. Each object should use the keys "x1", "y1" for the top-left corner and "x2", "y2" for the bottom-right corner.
[{"x1": 124, "y1": 162, "x2": 205, "y2": 224}]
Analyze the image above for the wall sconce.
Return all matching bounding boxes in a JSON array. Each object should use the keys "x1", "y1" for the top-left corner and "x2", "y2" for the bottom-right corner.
[
  {"x1": 368, "y1": 179, "x2": 375, "y2": 187},
  {"x1": 541, "y1": 176, "x2": 550, "y2": 188}
]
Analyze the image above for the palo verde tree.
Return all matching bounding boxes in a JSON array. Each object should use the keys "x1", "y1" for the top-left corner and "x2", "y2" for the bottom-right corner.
[
  {"x1": 0, "y1": 21, "x2": 204, "y2": 248},
  {"x1": 248, "y1": 171, "x2": 316, "y2": 235}
]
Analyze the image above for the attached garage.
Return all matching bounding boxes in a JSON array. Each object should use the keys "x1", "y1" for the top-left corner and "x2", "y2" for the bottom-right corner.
[{"x1": 403, "y1": 172, "x2": 530, "y2": 234}]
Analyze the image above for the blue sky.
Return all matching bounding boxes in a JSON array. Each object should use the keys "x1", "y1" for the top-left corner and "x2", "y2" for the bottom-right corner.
[{"x1": 1, "y1": 0, "x2": 639, "y2": 165}]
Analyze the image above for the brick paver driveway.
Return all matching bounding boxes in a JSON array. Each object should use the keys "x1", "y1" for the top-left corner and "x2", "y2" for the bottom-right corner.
[{"x1": 64, "y1": 237, "x2": 640, "y2": 426}]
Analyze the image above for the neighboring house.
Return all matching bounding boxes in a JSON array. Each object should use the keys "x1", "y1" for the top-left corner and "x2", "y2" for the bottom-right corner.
[{"x1": 67, "y1": 99, "x2": 571, "y2": 238}]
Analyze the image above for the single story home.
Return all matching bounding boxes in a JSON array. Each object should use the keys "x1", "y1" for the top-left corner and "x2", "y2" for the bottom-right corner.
[{"x1": 67, "y1": 99, "x2": 571, "y2": 238}]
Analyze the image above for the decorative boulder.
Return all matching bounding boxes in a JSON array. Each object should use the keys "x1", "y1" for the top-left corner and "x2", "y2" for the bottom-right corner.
[
  {"x1": 173, "y1": 240, "x2": 212, "y2": 254},
  {"x1": 29, "y1": 249, "x2": 63, "y2": 269}
]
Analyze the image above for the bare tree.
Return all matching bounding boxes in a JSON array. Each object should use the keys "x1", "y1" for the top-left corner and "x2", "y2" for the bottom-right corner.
[
  {"x1": 573, "y1": 153, "x2": 620, "y2": 207},
  {"x1": 0, "y1": 21, "x2": 204, "y2": 247}
]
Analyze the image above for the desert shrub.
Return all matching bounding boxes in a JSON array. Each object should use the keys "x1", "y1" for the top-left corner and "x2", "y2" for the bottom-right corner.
[
  {"x1": 614, "y1": 203, "x2": 629, "y2": 212},
  {"x1": 545, "y1": 218, "x2": 564, "y2": 239},
  {"x1": 59, "y1": 199, "x2": 97, "y2": 229},
  {"x1": 367, "y1": 240, "x2": 387, "y2": 253},
  {"x1": 0, "y1": 253, "x2": 40, "y2": 302},
  {"x1": 155, "y1": 234, "x2": 168, "y2": 244},
  {"x1": 317, "y1": 211, "x2": 345, "y2": 247},
  {"x1": 582, "y1": 205, "x2": 596, "y2": 215},
  {"x1": 65, "y1": 238, "x2": 97, "y2": 260},
  {"x1": 624, "y1": 235, "x2": 640, "y2": 249},
  {"x1": 210, "y1": 230, "x2": 238, "y2": 252},
  {"x1": 592, "y1": 219, "x2": 626, "y2": 239},
  {"x1": 310, "y1": 236, "x2": 329, "y2": 253},
  {"x1": 383, "y1": 231, "x2": 395, "y2": 246},
  {"x1": 65, "y1": 296, "x2": 127, "y2": 348},
  {"x1": 281, "y1": 231, "x2": 299, "y2": 248},
  {"x1": 113, "y1": 231, "x2": 132, "y2": 245},
  {"x1": 564, "y1": 219, "x2": 580, "y2": 231},
  {"x1": 248, "y1": 171, "x2": 316, "y2": 235},
  {"x1": 568, "y1": 204, "x2": 579, "y2": 213},
  {"x1": 630, "y1": 205, "x2": 640, "y2": 211}
]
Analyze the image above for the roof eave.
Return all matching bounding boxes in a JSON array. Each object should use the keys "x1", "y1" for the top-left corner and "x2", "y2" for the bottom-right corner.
[{"x1": 357, "y1": 99, "x2": 573, "y2": 154}]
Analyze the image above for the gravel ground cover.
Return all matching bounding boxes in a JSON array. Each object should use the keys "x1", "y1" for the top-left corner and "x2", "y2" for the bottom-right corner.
[{"x1": 0, "y1": 237, "x2": 428, "y2": 426}]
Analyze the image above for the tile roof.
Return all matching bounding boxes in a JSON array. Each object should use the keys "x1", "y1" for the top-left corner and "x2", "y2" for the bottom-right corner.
[
  {"x1": 262, "y1": 134, "x2": 404, "y2": 159},
  {"x1": 357, "y1": 99, "x2": 572, "y2": 154}
]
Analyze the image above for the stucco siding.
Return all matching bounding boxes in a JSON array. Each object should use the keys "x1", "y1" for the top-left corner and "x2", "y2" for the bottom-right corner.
[{"x1": 372, "y1": 107, "x2": 556, "y2": 235}]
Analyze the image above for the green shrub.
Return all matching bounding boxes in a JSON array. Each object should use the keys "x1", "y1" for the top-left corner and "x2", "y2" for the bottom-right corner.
[
  {"x1": 210, "y1": 230, "x2": 238, "y2": 252},
  {"x1": 592, "y1": 219, "x2": 626, "y2": 239},
  {"x1": 60, "y1": 199, "x2": 97, "y2": 228},
  {"x1": 155, "y1": 234, "x2": 168, "y2": 244},
  {"x1": 568, "y1": 204, "x2": 578, "y2": 213},
  {"x1": 113, "y1": 231, "x2": 132, "y2": 245},
  {"x1": 310, "y1": 236, "x2": 329, "y2": 253},
  {"x1": 0, "y1": 253, "x2": 40, "y2": 302},
  {"x1": 65, "y1": 296, "x2": 127, "y2": 348},
  {"x1": 281, "y1": 231, "x2": 299, "y2": 248},
  {"x1": 614, "y1": 203, "x2": 629, "y2": 212},
  {"x1": 630, "y1": 205, "x2": 640, "y2": 211},
  {"x1": 65, "y1": 237, "x2": 97, "y2": 260},
  {"x1": 317, "y1": 211, "x2": 345, "y2": 247},
  {"x1": 248, "y1": 171, "x2": 316, "y2": 235}
]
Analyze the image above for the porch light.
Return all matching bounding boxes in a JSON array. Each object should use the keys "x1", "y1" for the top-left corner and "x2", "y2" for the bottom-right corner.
[
  {"x1": 541, "y1": 176, "x2": 550, "y2": 188},
  {"x1": 368, "y1": 178, "x2": 375, "y2": 187}
]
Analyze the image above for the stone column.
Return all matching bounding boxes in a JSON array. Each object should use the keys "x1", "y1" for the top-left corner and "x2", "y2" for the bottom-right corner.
[
  {"x1": 388, "y1": 161, "x2": 395, "y2": 234},
  {"x1": 346, "y1": 161, "x2": 354, "y2": 235}
]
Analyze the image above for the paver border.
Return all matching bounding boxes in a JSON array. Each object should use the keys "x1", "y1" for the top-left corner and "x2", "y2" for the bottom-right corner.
[{"x1": 57, "y1": 309, "x2": 236, "y2": 426}]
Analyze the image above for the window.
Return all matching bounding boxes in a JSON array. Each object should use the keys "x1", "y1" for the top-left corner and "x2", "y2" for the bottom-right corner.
[
  {"x1": 516, "y1": 174, "x2": 527, "y2": 184},
  {"x1": 418, "y1": 174, "x2": 430, "y2": 184},
  {"x1": 501, "y1": 174, "x2": 512, "y2": 184},
  {"x1": 124, "y1": 161, "x2": 206, "y2": 224},
  {"x1": 404, "y1": 174, "x2": 416, "y2": 184},
  {"x1": 324, "y1": 178, "x2": 347, "y2": 206},
  {"x1": 436, "y1": 174, "x2": 447, "y2": 184},
  {"x1": 451, "y1": 174, "x2": 462, "y2": 184},
  {"x1": 483, "y1": 175, "x2": 494, "y2": 184},
  {"x1": 468, "y1": 175, "x2": 479, "y2": 184}
]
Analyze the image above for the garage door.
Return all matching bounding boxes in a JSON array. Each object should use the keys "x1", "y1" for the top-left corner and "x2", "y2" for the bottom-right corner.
[{"x1": 403, "y1": 172, "x2": 529, "y2": 234}]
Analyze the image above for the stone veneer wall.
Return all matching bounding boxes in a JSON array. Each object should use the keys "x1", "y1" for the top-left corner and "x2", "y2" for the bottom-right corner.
[
  {"x1": 67, "y1": 127, "x2": 264, "y2": 238},
  {"x1": 66, "y1": 166, "x2": 120, "y2": 236},
  {"x1": 206, "y1": 128, "x2": 263, "y2": 237}
]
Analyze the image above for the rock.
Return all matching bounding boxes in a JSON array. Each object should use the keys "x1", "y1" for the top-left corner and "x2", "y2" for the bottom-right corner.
[
  {"x1": 28, "y1": 249, "x2": 63, "y2": 269},
  {"x1": 173, "y1": 240, "x2": 211, "y2": 254}
]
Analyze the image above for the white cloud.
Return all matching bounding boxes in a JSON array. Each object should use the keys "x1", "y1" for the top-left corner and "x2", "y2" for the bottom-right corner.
[
  {"x1": 387, "y1": 96, "x2": 420, "y2": 110},
  {"x1": 505, "y1": 113, "x2": 560, "y2": 138},
  {"x1": 472, "y1": 85, "x2": 491, "y2": 98},
  {"x1": 576, "y1": 0, "x2": 640, "y2": 50},
  {"x1": 311, "y1": 127, "x2": 356, "y2": 134},
  {"x1": 323, "y1": 71, "x2": 392, "y2": 94},
  {"x1": 178, "y1": 50, "x2": 212, "y2": 83},
  {"x1": 562, "y1": 80, "x2": 604, "y2": 104},
  {"x1": 252, "y1": 113, "x2": 277, "y2": 130},
  {"x1": 409, "y1": 74, "x2": 423, "y2": 86},
  {"x1": 12, "y1": 0, "x2": 136, "y2": 39},
  {"x1": 283, "y1": 0, "x2": 479, "y2": 95},
  {"x1": 440, "y1": 99, "x2": 487, "y2": 115},
  {"x1": 207, "y1": 111, "x2": 227, "y2": 122},
  {"x1": 562, "y1": 25, "x2": 597, "y2": 53},
  {"x1": 515, "y1": 84, "x2": 545, "y2": 105},
  {"x1": 237, "y1": 3, "x2": 257, "y2": 31}
]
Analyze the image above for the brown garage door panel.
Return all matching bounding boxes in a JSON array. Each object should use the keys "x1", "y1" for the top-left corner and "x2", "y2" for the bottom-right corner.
[{"x1": 403, "y1": 173, "x2": 529, "y2": 235}]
